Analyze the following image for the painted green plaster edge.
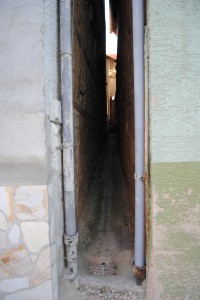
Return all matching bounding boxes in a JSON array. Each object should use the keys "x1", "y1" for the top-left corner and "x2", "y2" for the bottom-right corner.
[{"x1": 147, "y1": 162, "x2": 200, "y2": 299}]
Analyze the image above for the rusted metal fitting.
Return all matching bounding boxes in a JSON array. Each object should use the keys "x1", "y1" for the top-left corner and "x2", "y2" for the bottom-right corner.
[
  {"x1": 64, "y1": 233, "x2": 78, "y2": 276},
  {"x1": 132, "y1": 263, "x2": 146, "y2": 285},
  {"x1": 63, "y1": 271, "x2": 76, "y2": 281}
]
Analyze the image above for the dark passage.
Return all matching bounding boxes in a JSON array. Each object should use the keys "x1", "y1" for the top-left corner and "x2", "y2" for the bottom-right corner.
[
  {"x1": 77, "y1": 134, "x2": 140, "y2": 292},
  {"x1": 72, "y1": 0, "x2": 145, "y2": 295}
]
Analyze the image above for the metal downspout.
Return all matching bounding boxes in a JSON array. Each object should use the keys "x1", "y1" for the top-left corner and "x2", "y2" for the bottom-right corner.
[
  {"x1": 132, "y1": 0, "x2": 145, "y2": 270},
  {"x1": 60, "y1": 0, "x2": 78, "y2": 278}
]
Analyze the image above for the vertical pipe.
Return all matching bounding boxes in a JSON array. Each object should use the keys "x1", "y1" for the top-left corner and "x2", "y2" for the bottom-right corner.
[
  {"x1": 60, "y1": 0, "x2": 78, "y2": 276},
  {"x1": 132, "y1": 0, "x2": 145, "y2": 268}
]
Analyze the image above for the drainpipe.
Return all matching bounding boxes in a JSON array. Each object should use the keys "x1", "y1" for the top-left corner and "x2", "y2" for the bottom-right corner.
[
  {"x1": 132, "y1": 0, "x2": 145, "y2": 270},
  {"x1": 60, "y1": 0, "x2": 78, "y2": 279}
]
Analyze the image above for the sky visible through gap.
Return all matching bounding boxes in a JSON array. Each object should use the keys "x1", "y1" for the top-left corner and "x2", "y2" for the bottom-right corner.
[{"x1": 105, "y1": 0, "x2": 117, "y2": 55}]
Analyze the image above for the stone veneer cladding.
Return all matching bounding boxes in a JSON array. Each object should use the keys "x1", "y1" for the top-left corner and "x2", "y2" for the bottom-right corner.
[{"x1": 0, "y1": 186, "x2": 53, "y2": 299}]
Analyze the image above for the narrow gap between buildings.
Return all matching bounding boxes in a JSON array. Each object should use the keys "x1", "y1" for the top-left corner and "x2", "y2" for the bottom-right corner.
[{"x1": 74, "y1": 1, "x2": 140, "y2": 292}]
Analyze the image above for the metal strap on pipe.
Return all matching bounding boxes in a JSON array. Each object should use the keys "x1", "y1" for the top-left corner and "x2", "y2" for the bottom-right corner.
[{"x1": 134, "y1": 174, "x2": 144, "y2": 181}]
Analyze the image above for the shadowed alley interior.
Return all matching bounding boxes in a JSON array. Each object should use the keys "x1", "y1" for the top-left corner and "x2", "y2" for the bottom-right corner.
[
  {"x1": 73, "y1": 0, "x2": 139, "y2": 289},
  {"x1": 77, "y1": 134, "x2": 145, "y2": 297}
]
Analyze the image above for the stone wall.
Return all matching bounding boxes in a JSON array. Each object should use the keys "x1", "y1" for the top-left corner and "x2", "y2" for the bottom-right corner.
[
  {"x1": 73, "y1": 0, "x2": 107, "y2": 218},
  {"x1": 0, "y1": 1, "x2": 62, "y2": 299},
  {"x1": 0, "y1": 186, "x2": 53, "y2": 300},
  {"x1": 116, "y1": 0, "x2": 135, "y2": 213},
  {"x1": 146, "y1": 0, "x2": 200, "y2": 298}
]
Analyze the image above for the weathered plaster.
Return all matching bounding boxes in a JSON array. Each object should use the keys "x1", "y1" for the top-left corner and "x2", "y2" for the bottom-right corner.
[
  {"x1": 0, "y1": 0, "x2": 63, "y2": 299},
  {"x1": 43, "y1": 0, "x2": 64, "y2": 299},
  {"x1": 0, "y1": 0, "x2": 46, "y2": 184},
  {"x1": 146, "y1": 163, "x2": 200, "y2": 299},
  {"x1": 148, "y1": 0, "x2": 200, "y2": 163},
  {"x1": 146, "y1": 0, "x2": 200, "y2": 298}
]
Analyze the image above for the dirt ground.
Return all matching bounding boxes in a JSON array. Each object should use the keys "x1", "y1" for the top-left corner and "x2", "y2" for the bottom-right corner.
[{"x1": 60, "y1": 134, "x2": 145, "y2": 299}]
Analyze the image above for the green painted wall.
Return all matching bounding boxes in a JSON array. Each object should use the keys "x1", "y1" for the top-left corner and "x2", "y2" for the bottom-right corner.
[
  {"x1": 147, "y1": 163, "x2": 200, "y2": 299},
  {"x1": 146, "y1": 0, "x2": 200, "y2": 299}
]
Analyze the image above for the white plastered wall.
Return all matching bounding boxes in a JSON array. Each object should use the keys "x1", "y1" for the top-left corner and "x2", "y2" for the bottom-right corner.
[{"x1": 0, "y1": 1, "x2": 63, "y2": 299}]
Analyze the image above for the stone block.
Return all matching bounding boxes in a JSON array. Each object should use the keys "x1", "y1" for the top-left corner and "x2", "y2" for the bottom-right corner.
[
  {"x1": 8, "y1": 224, "x2": 20, "y2": 245},
  {"x1": 0, "y1": 245, "x2": 32, "y2": 277},
  {"x1": 0, "y1": 262, "x2": 12, "y2": 280},
  {"x1": 0, "y1": 277, "x2": 29, "y2": 293},
  {"x1": 0, "y1": 212, "x2": 8, "y2": 231},
  {"x1": 14, "y1": 186, "x2": 48, "y2": 221},
  {"x1": 31, "y1": 247, "x2": 51, "y2": 286},
  {"x1": 4, "y1": 280, "x2": 53, "y2": 300},
  {"x1": 30, "y1": 255, "x2": 37, "y2": 262},
  {"x1": 0, "y1": 187, "x2": 14, "y2": 222},
  {"x1": 21, "y1": 222, "x2": 49, "y2": 253},
  {"x1": 0, "y1": 231, "x2": 8, "y2": 250}
]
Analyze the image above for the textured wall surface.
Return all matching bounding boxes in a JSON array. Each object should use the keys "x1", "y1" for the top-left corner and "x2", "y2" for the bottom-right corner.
[
  {"x1": 43, "y1": 1, "x2": 63, "y2": 299},
  {"x1": 73, "y1": 0, "x2": 107, "y2": 218},
  {"x1": 0, "y1": 186, "x2": 53, "y2": 300},
  {"x1": 0, "y1": 1, "x2": 62, "y2": 299},
  {"x1": 147, "y1": 1, "x2": 200, "y2": 299},
  {"x1": 0, "y1": 0, "x2": 46, "y2": 185},
  {"x1": 148, "y1": 0, "x2": 200, "y2": 163},
  {"x1": 116, "y1": 0, "x2": 135, "y2": 213}
]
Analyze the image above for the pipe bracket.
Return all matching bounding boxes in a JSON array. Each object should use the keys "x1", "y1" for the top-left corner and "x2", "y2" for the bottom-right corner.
[
  {"x1": 134, "y1": 173, "x2": 144, "y2": 181},
  {"x1": 58, "y1": 142, "x2": 74, "y2": 150}
]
